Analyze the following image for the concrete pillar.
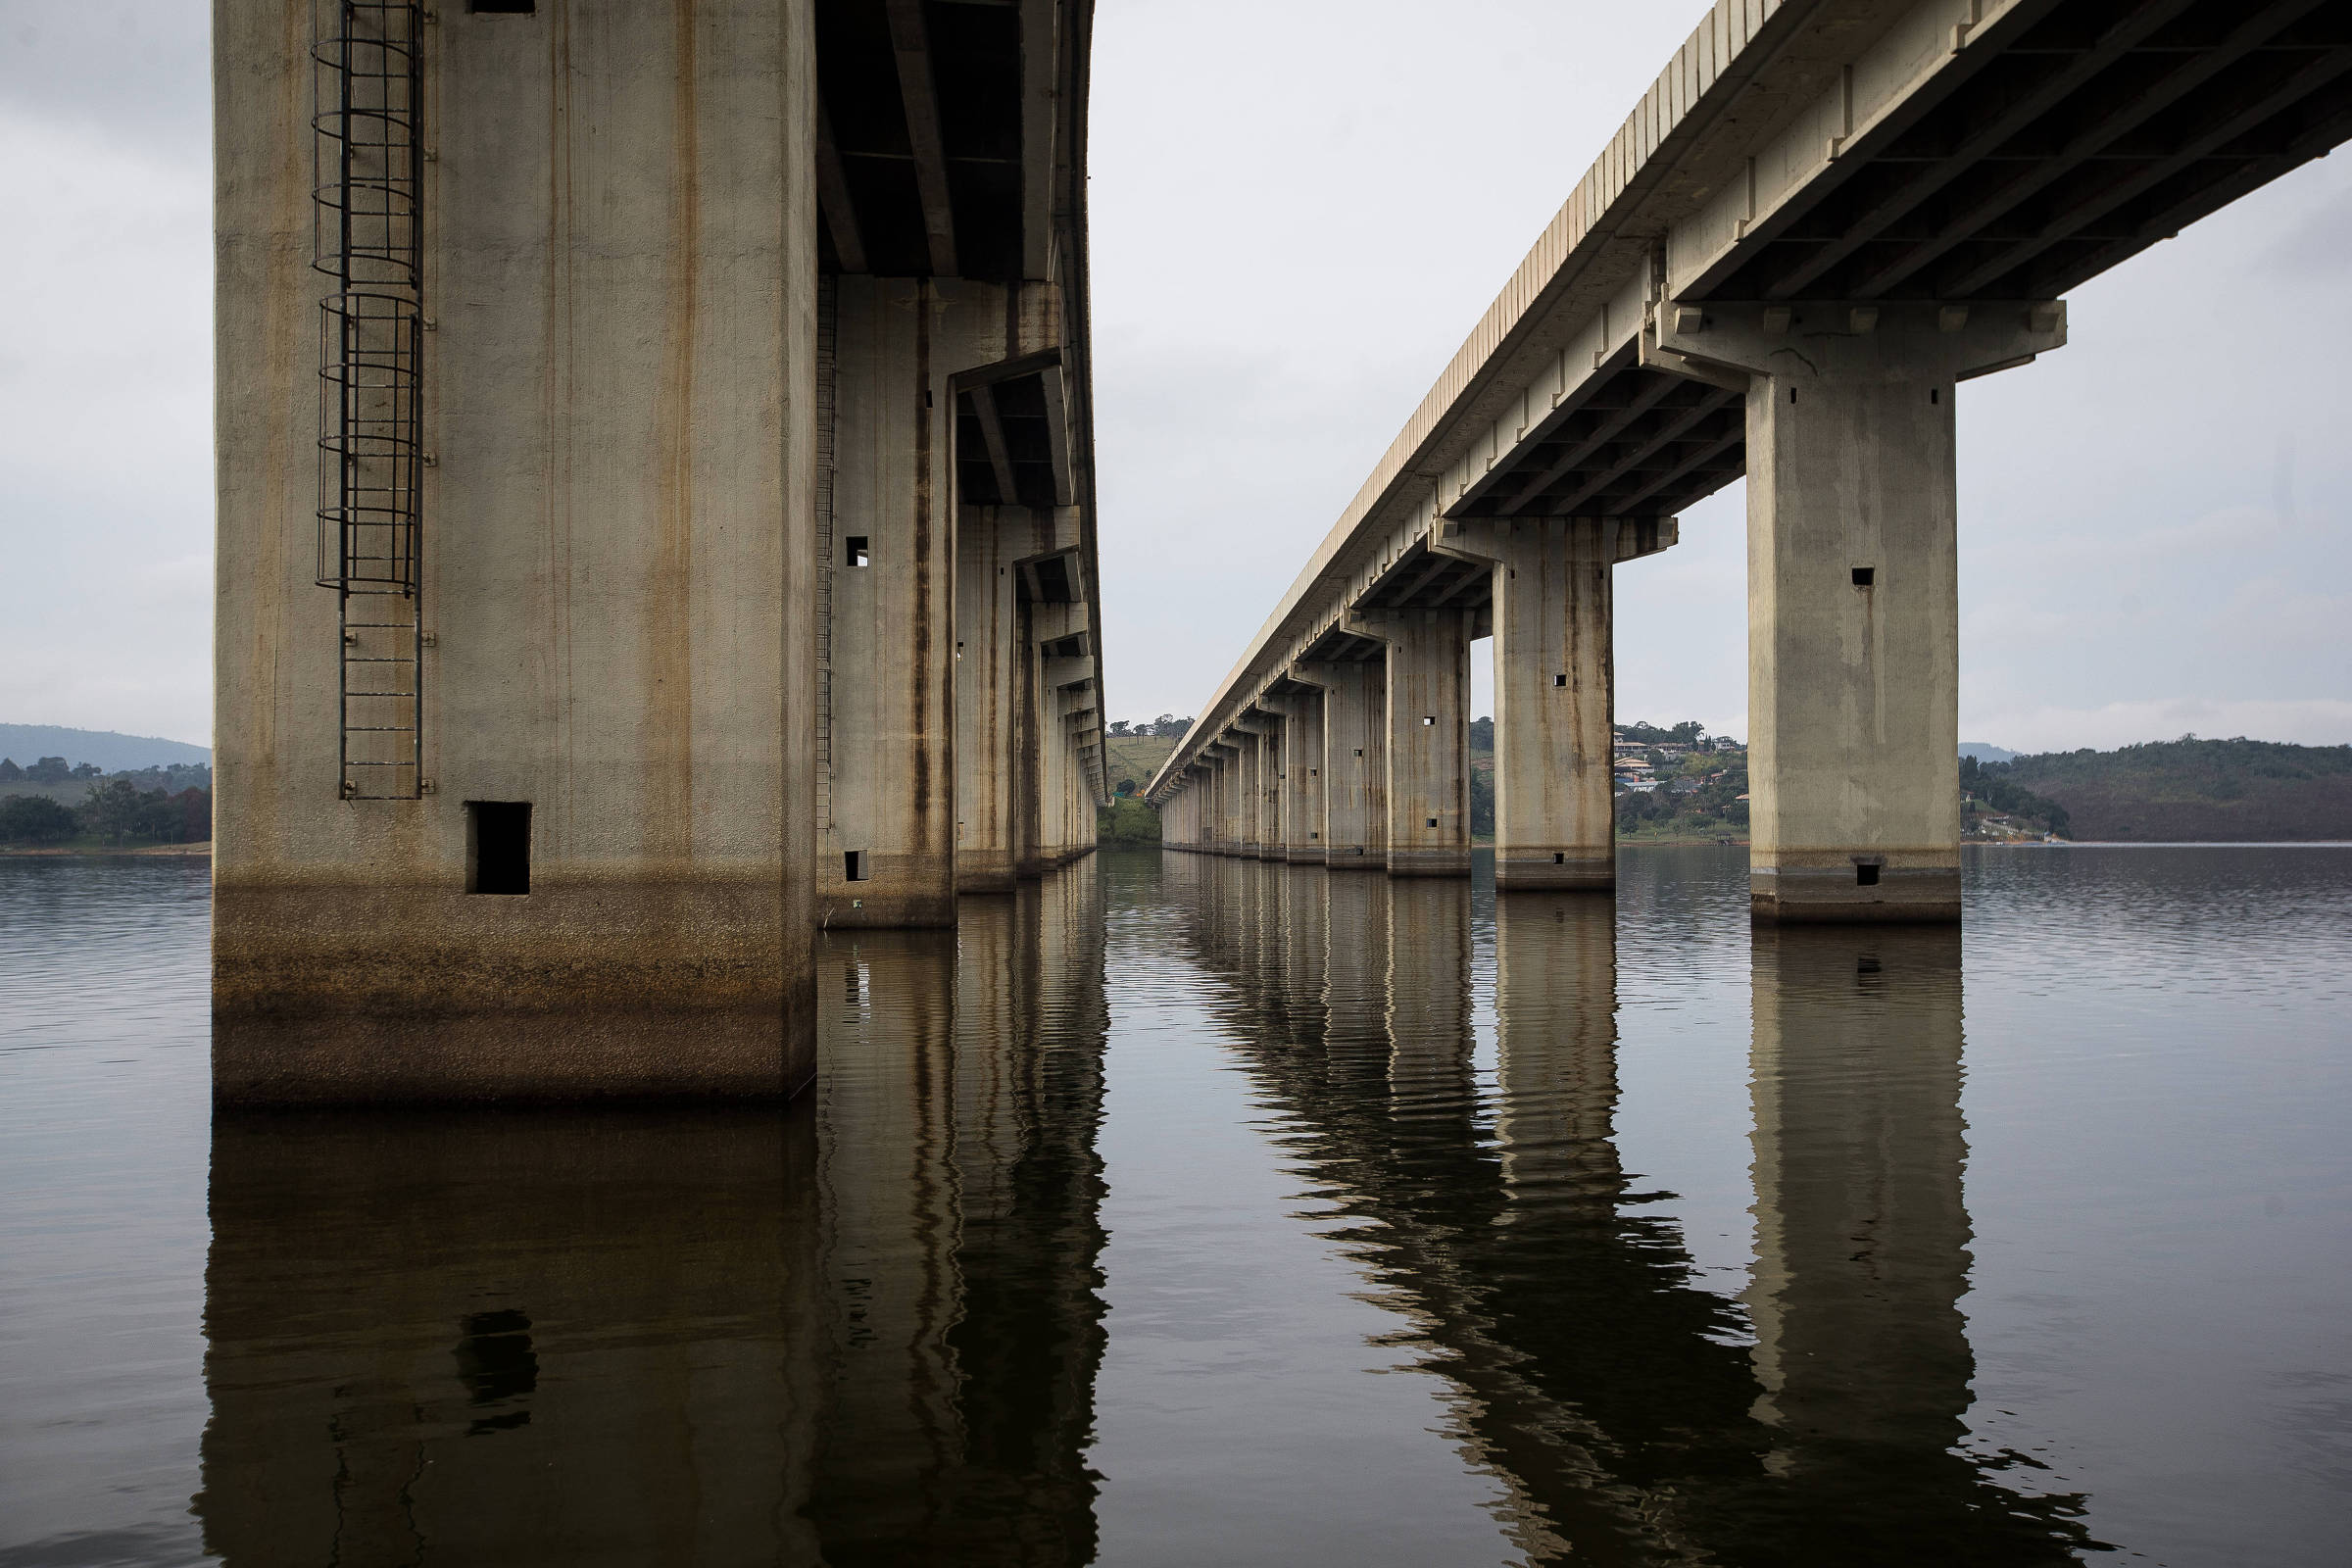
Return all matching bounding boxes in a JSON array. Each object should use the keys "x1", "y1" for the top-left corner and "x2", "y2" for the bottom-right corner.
[
  {"x1": 212, "y1": 0, "x2": 819, "y2": 1102},
  {"x1": 1267, "y1": 692, "x2": 1327, "y2": 863},
  {"x1": 1035, "y1": 681, "x2": 1071, "y2": 870},
  {"x1": 1650, "y1": 300, "x2": 2064, "y2": 922},
  {"x1": 1238, "y1": 712, "x2": 1284, "y2": 860},
  {"x1": 1209, "y1": 747, "x2": 1241, "y2": 856},
  {"x1": 1438, "y1": 517, "x2": 1673, "y2": 892},
  {"x1": 955, "y1": 509, "x2": 1024, "y2": 893},
  {"x1": 1256, "y1": 717, "x2": 1288, "y2": 860},
  {"x1": 821, "y1": 277, "x2": 1010, "y2": 927},
  {"x1": 1232, "y1": 728, "x2": 1265, "y2": 859},
  {"x1": 1353, "y1": 610, "x2": 1473, "y2": 877},
  {"x1": 1294, "y1": 660, "x2": 1386, "y2": 869}
]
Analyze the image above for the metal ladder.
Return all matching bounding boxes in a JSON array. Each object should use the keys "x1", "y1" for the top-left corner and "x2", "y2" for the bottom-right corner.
[{"x1": 313, "y1": 1, "x2": 425, "y2": 800}]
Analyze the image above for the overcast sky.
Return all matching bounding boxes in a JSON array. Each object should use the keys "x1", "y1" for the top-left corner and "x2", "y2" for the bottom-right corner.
[{"x1": 2, "y1": 1, "x2": 2346, "y2": 754}]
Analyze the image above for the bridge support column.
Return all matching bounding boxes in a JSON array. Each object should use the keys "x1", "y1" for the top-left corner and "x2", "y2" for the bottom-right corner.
[
  {"x1": 1267, "y1": 692, "x2": 1326, "y2": 863},
  {"x1": 821, "y1": 278, "x2": 1012, "y2": 928},
  {"x1": 1209, "y1": 746, "x2": 1241, "y2": 856},
  {"x1": 1231, "y1": 719, "x2": 1273, "y2": 859},
  {"x1": 1227, "y1": 727, "x2": 1261, "y2": 858},
  {"x1": 1650, "y1": 300, "x2": 2064, "y2": 922},
  {"x1": 955, "y1": 509, "x2": 1023, "y2": 893},
  {"x1": 1351, "y1": 610, "x2": 1472, "y2": 877},
  {"x1": 1437, "y1": 517, "x2": 1672, "y2": 892},
  {"x1": 1294, "y1": 661, "x2": 1385, "y2": 869}
]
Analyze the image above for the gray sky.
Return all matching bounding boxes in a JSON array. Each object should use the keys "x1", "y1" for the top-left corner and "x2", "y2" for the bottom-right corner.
[{"x1": 2, "y1": 1, "x2": 2345, "y2": 754}]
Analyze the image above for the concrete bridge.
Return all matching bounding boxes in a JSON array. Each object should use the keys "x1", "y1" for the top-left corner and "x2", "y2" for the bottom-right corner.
[
  {"x1": 1148, "y1": 0, "x2": 2352, "y2": 921},
  {"x1": 214, "y1": 0, "x2": 1108, "y2": 1103}
]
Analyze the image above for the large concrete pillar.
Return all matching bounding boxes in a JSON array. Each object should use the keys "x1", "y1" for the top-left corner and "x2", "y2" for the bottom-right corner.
[
  {"x1": 821, "y1": 277, "x2": 1014, "y2": 928},
  {"x1": 1437, "y1": 517, "x2": 1674, "y2": 892},
  {"x1": 212, "y1": 0, "x2": 819, "y2": 1102},
  {"x1": 1352, "y1": 609, "x2": 1473, "y2": 877},
  {"x1": 1294, "y1": 660, "x2": 1386, "y2": 869},
  {"x1": 1650, "y1": 301, "x2": 2065, "y2": 922},
  {"x1": 1267, "y1": 692, "x2": 1327, "y2": 864}
]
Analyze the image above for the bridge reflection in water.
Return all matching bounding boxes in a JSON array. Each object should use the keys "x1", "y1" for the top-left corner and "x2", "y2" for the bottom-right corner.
[
  {"x1": 1159, "y1": 853, "x2": 2101, "y2": 1565},
  {"x1": 194, "y1": 873, "x2": 1109, "y2": 1568},
  {"x1": 194, "y1": 854, "x2": 2102, "y2": 1564}
]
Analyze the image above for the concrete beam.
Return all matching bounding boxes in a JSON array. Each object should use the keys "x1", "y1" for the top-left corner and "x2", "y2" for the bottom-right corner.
[
  {"x1": 883, "y1": 0, "x2": 957, "y2": 277},
  {"x1": 815, "y1": 98, "x2": 868, "y2": 274}
]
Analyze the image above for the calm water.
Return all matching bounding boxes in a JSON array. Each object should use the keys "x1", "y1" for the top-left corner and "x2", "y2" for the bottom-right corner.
[{"x1": 2, "y1": 848, "x2": 2348, "y2": 1565}]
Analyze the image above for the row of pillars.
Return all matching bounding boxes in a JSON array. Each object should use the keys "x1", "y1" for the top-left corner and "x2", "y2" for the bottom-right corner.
[
  {"x1": 1161, "y1": 518, "x2": 1634, "y2": 894},
  {"x1": 1164, "y1": 301, "x2": 2064, "y2": 923}
]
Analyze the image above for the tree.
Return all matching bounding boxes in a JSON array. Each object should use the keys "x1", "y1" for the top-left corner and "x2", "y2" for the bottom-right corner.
[
  {"x1": 0, "y1": 796, "x2": 78, "y2": 844},
  {"x1": 26, "y1": 757, "x2": 71, "y2": 784},
  {"x1": 1107, "y1": 719, "x2": 1132, "y2": 736},
  {"x1": 80, "y1": 779, "x2": 155, "y2": 844},
  {"x1": 172, "y1": 787, "x2": 213, "y2": 843},
  {"x1": 0, "y1": 758, "x2": 21, "y2": 782}
]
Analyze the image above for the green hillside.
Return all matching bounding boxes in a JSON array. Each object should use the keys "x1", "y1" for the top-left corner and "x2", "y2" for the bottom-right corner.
[
  {"x1": 1997, "y1": 738, "x2": 2352, "y2": 842},
  {"x1": 1103, "y1": 732, "x2": 1177, "y2": 794}
]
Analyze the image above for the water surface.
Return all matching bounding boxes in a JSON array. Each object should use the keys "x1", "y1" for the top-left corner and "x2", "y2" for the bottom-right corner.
[{"x1": 2, "y1": 847, "x2": 2347, "y2": 1564}]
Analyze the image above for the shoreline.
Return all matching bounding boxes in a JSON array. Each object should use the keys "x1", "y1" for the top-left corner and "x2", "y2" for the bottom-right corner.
[{"x1": 0, "y1": 843, "x2": 212, "y2": 858}]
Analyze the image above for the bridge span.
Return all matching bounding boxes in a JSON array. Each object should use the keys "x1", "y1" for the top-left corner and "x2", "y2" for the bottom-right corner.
[{"x1": 1148, "y1": 0, "x2": 2351, "y2": 921}]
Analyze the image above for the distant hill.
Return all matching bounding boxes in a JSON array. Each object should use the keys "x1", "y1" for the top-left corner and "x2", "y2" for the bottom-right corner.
[
  {"x1": 1103, "y1": 732, "x2": 1177, "y2": 793},
  {"x1": 0, "y1": 725, "x2": 210, "y2": 772},
  {"x1": 1996, "y1": 738, "x2": 2352, "y2": 842},
  {"x1": 1959, "y1": 742, "x2": 2019, "y2": 763}
]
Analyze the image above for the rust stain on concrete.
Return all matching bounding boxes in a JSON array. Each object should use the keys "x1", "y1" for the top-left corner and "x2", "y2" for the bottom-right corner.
[
  {"x1": 647, "y1": 0, "x2": 701, "y2": 867},
  {"x1": 546, "y1": 3, "x2": 578, "y2": 842},
  {"x1": 908, "y1": 279, "x2": 935, "y2": 837}
]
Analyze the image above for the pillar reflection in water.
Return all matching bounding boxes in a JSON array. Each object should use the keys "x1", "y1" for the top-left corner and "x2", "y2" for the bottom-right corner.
[
  {"x1": 808, "y1": 877, "x2": 1108, "y2": 1565},
  {"x1": 1732, "y1": 926, "x2": 2095, "y2": 1561},
  {"x1": 195, "y1": 874, "x2": 1106, "y2": 1568},
  {"x1": 196, "y1": 1108, "x2": 826, "y2": 1564},
  {"x1": 1169, "y1": 858, "x2": 2102, "y2": 1565}
]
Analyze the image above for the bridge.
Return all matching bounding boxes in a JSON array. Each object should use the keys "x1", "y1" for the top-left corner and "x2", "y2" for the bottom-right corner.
[
  {"x1": 1147, "y1": 0, "x2": 2352, "y2": 921},
  {"x1": 213, "y1": 0, "x2": 1108, "y2": 1103}
]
